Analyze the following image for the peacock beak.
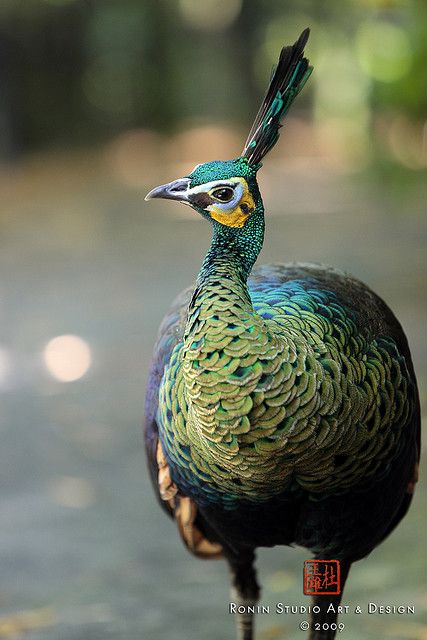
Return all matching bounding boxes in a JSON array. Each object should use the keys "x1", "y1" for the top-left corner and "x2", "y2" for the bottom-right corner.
[{"x1": 145, "y1": 178, "x2": 191, "y2": 202}]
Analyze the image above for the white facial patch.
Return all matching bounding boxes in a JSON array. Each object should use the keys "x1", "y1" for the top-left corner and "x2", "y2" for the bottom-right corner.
[{"x1": 188, "y1": 179, "x2": 245, "y2": 212}]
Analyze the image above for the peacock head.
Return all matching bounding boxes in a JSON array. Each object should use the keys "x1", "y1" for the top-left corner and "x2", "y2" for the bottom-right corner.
[
  {"x1": 145, "y1": 28, "x2": 312, "y2": 232},
  {"x1": 145, "y1": 157, "x2": 262, "y2": 229}
]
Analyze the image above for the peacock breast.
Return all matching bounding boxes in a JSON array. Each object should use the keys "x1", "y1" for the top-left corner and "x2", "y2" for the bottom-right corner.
[{"x1": 156, "y1": 274, "x2": 416, "y2": 509}]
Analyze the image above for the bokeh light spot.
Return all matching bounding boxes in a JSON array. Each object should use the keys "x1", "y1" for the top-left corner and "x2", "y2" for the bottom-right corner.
[
  {"x1": 44, "y1": 335, "x2": 91, "y2": 382},
  {"x1": 356, "y1": 21, "x2": 413, "y2": 82}
]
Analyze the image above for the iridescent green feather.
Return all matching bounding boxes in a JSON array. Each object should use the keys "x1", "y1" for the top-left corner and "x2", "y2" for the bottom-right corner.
[
  {"x1": 156, "y1": 264, "x2": 415, "y2": 508},
  {"x1": 242, "y1": 28, "x2": 313, "y2": 165}
]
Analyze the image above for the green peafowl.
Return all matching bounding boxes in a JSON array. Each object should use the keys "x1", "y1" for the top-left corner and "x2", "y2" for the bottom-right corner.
[{"x1": 144, "y1": 29, "x2": 420, "y2": 640}]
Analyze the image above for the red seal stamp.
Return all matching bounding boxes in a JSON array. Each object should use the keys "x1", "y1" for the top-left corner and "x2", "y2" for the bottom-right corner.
[{"x1": 303, "y1": 559, "x2": 341, "y2": 595}]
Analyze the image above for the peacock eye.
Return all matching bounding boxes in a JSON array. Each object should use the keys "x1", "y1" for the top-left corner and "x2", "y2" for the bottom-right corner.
[{"x1": 211, "y1": 187, "x2": 234, "y2": 203}]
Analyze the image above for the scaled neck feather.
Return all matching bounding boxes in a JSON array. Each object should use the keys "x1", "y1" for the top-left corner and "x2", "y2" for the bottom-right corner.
[
  {"x1": 184, "y1": 212, "x2": 265, "y2": 341},
  {"x1": 178, "y1": 213, "x2": 288, "y2": 487}
]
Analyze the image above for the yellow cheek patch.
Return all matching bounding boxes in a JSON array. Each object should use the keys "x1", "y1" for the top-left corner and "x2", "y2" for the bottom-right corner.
[
  {"x1": 210, "y1": 206, "x2": 250, "y2": 228},
  {"x1": 209, "y1": 179, "x2": 255, "y2": 229}
]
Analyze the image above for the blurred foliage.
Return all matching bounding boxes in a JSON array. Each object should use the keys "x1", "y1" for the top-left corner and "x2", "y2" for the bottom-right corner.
[{"x1": 0, "y1": 0, "x2": 426, "y2": 170}]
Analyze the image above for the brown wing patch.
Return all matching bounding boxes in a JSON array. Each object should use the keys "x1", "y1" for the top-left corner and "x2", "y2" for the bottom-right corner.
[
  {"x1": 175, "y1": 496, "x2": 223, "y2": 559},
  {"x1": 156, "y1": 441, "x2": 223, "y2": 559},
  {"x1": 156, "y1": 440, "x2": 178, "y2": 506}
]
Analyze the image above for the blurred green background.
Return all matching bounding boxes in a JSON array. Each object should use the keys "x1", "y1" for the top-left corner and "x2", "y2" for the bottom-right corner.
[{"x1": 0, "y1": 1, "x2": 426, "y2": 639}]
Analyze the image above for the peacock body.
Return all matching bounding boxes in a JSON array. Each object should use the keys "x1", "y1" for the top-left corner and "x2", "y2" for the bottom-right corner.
[{"x1": 144, "y1": 29, "x2": 420, "y2": 640}]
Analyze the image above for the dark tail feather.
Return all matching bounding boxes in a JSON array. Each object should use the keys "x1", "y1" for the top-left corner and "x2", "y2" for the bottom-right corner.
[{"x1": 242, "y1": 28, "x2": 312, "y2": 166}]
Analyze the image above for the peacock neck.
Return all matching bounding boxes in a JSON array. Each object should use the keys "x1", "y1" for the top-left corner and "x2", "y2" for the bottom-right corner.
[
  {"x1": 184, "y1": 212, "x2": 265, "y2": 339},
  {"x1": 197, "y1": 211, "x2": 264, "y2": 290},
  {"x1": 200, "y1": 212, "x2": 264, "y2": 283},
  {"x1": 172, "y1": 209, "x2": 289, "y2": 500}
]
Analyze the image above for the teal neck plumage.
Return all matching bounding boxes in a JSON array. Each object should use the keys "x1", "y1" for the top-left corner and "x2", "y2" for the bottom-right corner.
[
  {"x1": 198, "y1": 210, "x2": 265, "y2": 286},
  {"x1": 184, "y1": 205, "x2": 265, "y2": 343}
]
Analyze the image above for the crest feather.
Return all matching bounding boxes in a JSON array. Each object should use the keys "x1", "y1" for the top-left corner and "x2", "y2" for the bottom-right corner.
[{"x1": 242, "y1": 28, "x2": 313, "y2": 165}]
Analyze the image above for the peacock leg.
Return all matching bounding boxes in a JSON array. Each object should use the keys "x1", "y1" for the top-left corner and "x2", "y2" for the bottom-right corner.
[
  {"x1": 227, "y1": 548, "x2": 260, "y2": 640},
  {"x1": 308, "y1": 560, "x2": 351, "y2": 640}
]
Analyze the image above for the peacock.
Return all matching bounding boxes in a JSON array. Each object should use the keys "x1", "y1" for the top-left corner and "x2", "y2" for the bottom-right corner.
[{"x1": 144, "y1": 29, "x2": 420, "y2": 640}]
